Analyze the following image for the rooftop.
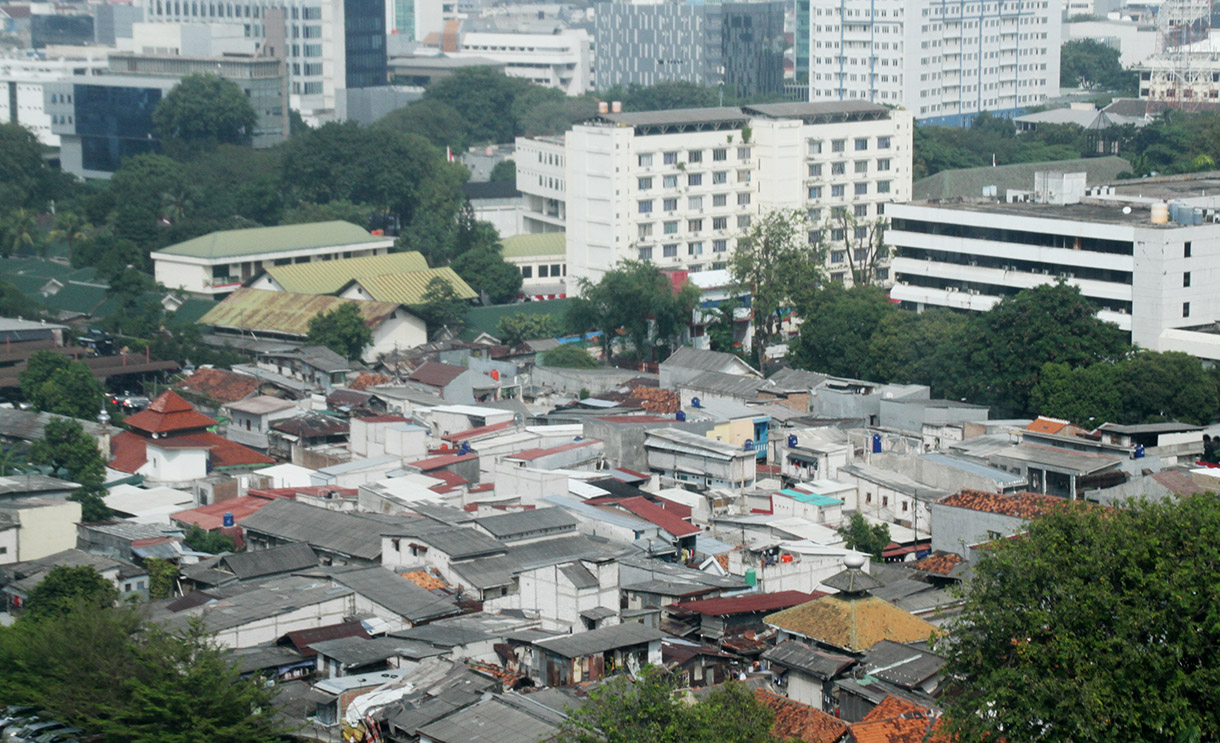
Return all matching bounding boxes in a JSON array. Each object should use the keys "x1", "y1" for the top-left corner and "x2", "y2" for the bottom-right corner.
[
  {"x1": 474, "y1": 507, "x2": 577, "y2": 539},
  {"x1": 153, "y1": 221, "x2": 384, "y2": 259},
  {"x1": 755, "y1": 689, "x2": 850, "y2": 743},
  {"x1": 225, "y1": 395, "x2": 297, "y2": 415},
  {"x1": 409, "y1": 360, "x2": 469, "y2": 388},
  {"x1": 262, "y1": 252, "x2": 428, "y2": 294},
  {"x1": 588, "y1": 495, "x2": 701, "y2": 538},
  {"x1": 762, "y1": 640, "x2": 856, "y2": 680},
  {"x1": 672, "y1": 590, "x2": 823, "y2": 617},
  {"x1": 175, "y1": 367, "x2": 259, "y2": 403},
  {"x1": 990, "y1": 443, "x2": 1123, "y2": 474},
  {"x1": 500, "y1": 232, "x2": 566, "y2": 259},
  {"x1": 532, "y1": 622, "x2": 666, "y2": 658},
  {"x1": 936, "y1": 489, "x2": 1073, "y2": 518},
  {"x1": 123, "y1": 390, "x2": 217, "y2": 435},
  {"x1": 170, "y1": 495, "x2": 277, "y2": 530},
  {"x1": 198, "y1": 289, "x2": 402, "y2": 337},
  {"x1": 347, "y1": 268, "x2": 478, "y2": 306},
  {"x1": 912, "y1": 156, "x2": 1131, "y2": 201},
  {"x1": 765, "y1": 595, "x2": 938, "y2": 654},
  {"x1": 239, "y1": 499, "x2": 387, "y2": 561},
  {"x1": 329, "y1": 566, "x2": 460, "y2": 623}
]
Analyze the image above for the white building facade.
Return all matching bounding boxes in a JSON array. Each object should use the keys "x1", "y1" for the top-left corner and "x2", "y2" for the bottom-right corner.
[
  {"x1": 889, "y1": 176, "x2": 1220, "y2": 360},
  {"x1": 533, "y1": 102, "x2": 913, "y2": 286},
  {"x1": 455, "y1": 30, "x2": 591, "y2": 95},
  {"x1": 1, "y1": 53, "x2": 107, "y2": 146},
  {"x1": 807, "y1": 0, "x2": 1061, "y2": 124}
]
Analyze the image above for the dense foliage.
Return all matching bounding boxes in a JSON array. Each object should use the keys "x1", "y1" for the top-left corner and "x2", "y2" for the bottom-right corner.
[
  {"x1": 29, "y1": 418, "x2": 112, "y2": 522},
  {"x1": 836, "y1": 513, "x2": 891, "y2": 560},
  {"x1": 1060, "y1": 39, "x2": 1139, "y2": 94},
  {"x1": 306, "y1": 303, "x2": 374, "y2": 361},
  {"x1": 541, "y1": 344, "x2": 599, "y2": 369},
  {"x1": 152, "y1": 73, "x2": 258, "y2": 148},
  {"x1": 940, "y1": 495, "x2": 1220, "y2": 742},
  {"x1": 24, "y1": 566, "x2": 119, "y2": 620},
  {"x1": 566, "y1": 261, "x2": 700, "y2": 362},
  {"x1": 182, "y1": 524, "x2": 237, "y2": 555}
]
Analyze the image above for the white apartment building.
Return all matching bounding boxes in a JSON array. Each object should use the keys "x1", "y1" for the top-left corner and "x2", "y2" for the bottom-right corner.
[
  {"x1": 521, "y1": 102, "x2": 913, "y2": 286},
  {"x1": 807, "y1": 0, "x2": 1062, "y2": 125},
  {"x1": 0, "y1": 53, "x2": 107, "y2": 146},
  {"x1": 454, "y1": 29, "x2": 591, "y2": 95},
  {"x1": 889, "y1": 172, "x2": 1220, "y2": 361}
]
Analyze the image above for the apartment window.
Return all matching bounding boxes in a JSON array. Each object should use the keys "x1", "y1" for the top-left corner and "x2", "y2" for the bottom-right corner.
[
  {"x1": 855, "y1": 183, "x2": 869, "y2": 195},
  {"x1": 855, "y1": 138, "x2": 869, "y2": 151},
  {"x1": 808, "y1": 208, "x2": 821, "y2": 222},
  {"x1": 1185, "y1": 241, "x2": 1192, "y2": 257},
  {"x1": 713, "y1": 148, "x2": 728, "y2": 161},
  {"x1": 688, "y1": 173, "x2": 703, "y2": 186},
  {"x1": 638, "y1": 246, "x2": 653, "y2": 260},
  {"x1": 882, "y1": 495, "x2": 889, "y2": 507},
  {"x1": 638, "y1": 223, "x2": 653, "y2": 239},
  {"x1": 688, "y1": 241, "x2": 703, "y2": 255},
  {"x1": 713, "y1": 239, "x2": 728, "y2": 252},
  {"x1": 689, "y1": 196, "x2": 703, "y2": 209},
  {"x1": 664, "y1": 220, "x2": 679, "y2": 234},
  {"x1": 663, "y1": 243, "x2": 678, "y2": 257},
  {"x1": 854, "y1": 246, "x2": 868, "y2": 259},
  {"x1": 663, "y1": 197, "x2": 678, "y2": 211},
  {"x1": 855, "y1": 160, "x2": 869, "y2": 174},
  {"x1": 866, "y1": 493, "x2": 872, "y2": 503},
  {"x1": 713, "y1": 216, "x2": 728, "y2": 229},
  {"x1": 808, "y1": 231, "x2": 820, "y2": 246},
  {"x1": 539, "y1": 265, "x2": 549, "y2": 278},
  {"x1": 1184, "y1": 272, "x2": 1191, "y2": 287},
  {"x1": 808, "y1": 140, "x2": 823, "y2": 154},
  {"x1": 854, "y1": 205, "x2": 869, "y2": 217},
  {"x1": 638, "y1": 153, "x2": 653, "y2": 167},
  {"x1": 688, "y1": 150, "x2": 703, "y2": 163},
  {"x1": 688, "y1": 219, "x2": 703, "y2": 232},
  {"x1": 878, "y1": 136, "x2": 892, "y2": 149},
  {"x1": 832, "y1": 162, "x2": 846, "y2": 175},
  {"x1": 831, "y1": 184, "x2": 845, "y2": 197},
  {"x1": 713, "y1": 194, "x2": 727, "y2": 207},
  {"x1": 809, "y1": 163, "x2": 823, "y2": 177},
  {"x1": 831, "y1": 139, "x2": 846, "y2": 152},
  {"x1": 737, "y1": 170, "x2": 751, "y2": 183},
  {"x1": 638, "y1": 177, "x2": 653, "y2": 190},
  {"x1": 737, "y1": 147, "x2": 751, "y2": 159},
  {"x1": 521, "y1": 266, "x2": 532, "y2": 278},
  {"x1": 831, "y1": 250, "x2": 845, "y2": 263},
  {"x1": 713, "y1": 171, "x2": 728, "y2": 184},
  {"x1": 663, "y1": 175, "x2": 678, "y2": 188},
  {"x1": 1184, "y1": 302, "x2": 1191, "y2": 317},
  {"x1": 902, "y1": 501, "x2": 909, "y2": 512},
  {"x1": 737, "y1": 215, "x2": 752, "y2": 228},
  {"x1": 638, "y1": 200, "x2": 653, "y2": 214},
  {"x1": 809, "y1": 186, "x2": 823, "y2": 199},
  {"x1": 877, "y1": 180, "x2": 891, "y2": 193},
  {"x1": 831, "y1": 228, "x2": 846, "y2": 241},
  {"x1": 737, "y1": 192, "x2": 751, "y2": 205},
  {"x1": 878, "y1": 158, "x2": 891, "y2": 171},
  {"x1": 712, "y1": 262, "x2": 726, "y2": 270},
  {"x1": 664, "y1": 151, "x2": 678, "y2": 165},
  {"x1": 551, "y1": 264, "x2": 561, "y2": 276}
]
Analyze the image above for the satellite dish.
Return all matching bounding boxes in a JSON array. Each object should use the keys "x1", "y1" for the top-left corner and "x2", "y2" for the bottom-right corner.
[{"x1": 1122, "y1": 206, "x2": 1132, "y2": 214}]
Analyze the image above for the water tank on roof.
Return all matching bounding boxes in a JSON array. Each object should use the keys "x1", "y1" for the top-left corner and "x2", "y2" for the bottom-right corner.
[
  {"x1": 787, "y1": 434, "x2": 798, "y2": 448},
  {"x1": 459, "y1": 441, "x2": 472, "y2": 455},
  {"x1": 1134, "y1": 444, "x2": 1146, "y2": 459},
  {"x1": 676, "y1": 411, "x2": 687, "y2": 422},
  {"x1": 744, "y1": 439, "x2": 755, "y2": 451},
  {"x1": 223, "y1": 512, "x2": 234, "y2": 528},
  {"x1": 872, "y1": 433, "x2": 882, "y2": 453},
  {"x1": 745, "y1": 568, "x2": 757, "y2": 586},
  {"x1": 691, "y1": 397, "x2": 701, "y2": 408}
]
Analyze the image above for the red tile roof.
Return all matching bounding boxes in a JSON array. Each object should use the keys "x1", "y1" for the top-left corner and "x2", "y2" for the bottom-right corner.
[
  {"x1": 656, "y1": 499, "x2": 692, "y2": 518},
  {"x1": 1025, "y1": 416, "x2": 1072, "y2": 435},
  {"x1": 910, "y1": 551, "x2": 965, "y2": 576},
  {"x1": 755, "y1": 690, "x2": 849, "y2": 743},
  {"x1": 588, "y1": 495, "x2": 700, "y2": 537},
  {"x1": 850, "y1": 695, "x2": 941, "y2": 743},
  {"x1": 426, "y1": 470, "x2": 468, "y2": 491},
  {"x1": 171, "y1": 496, "x2": 276, "y2": 530},
  {"x1": 109, "y1": 430, "x2": 273, "y2": 474},
  {"x1": 506, "y1": 440, "x2": 599, "y2": 461},
  {"x1": 937, "y1": 490, "x2": 1069, "y2": 519},
  {"x1": 861, "y1": 696, "x2": 932, "y2": 724},
  {"x1": 175, "y1": 368, "x2": 259, "y2": 403},
  {"x1": 672, "y1": 590, "x2": 825, "y2": 616},
  {"x1": 350, "y1": 373, "x2": 392, "y2": 390},
  {"x1": 442, "y1": 420, "x2": 515, "y2": 442},
  {"x1": 408, "y1": 361, "x2": 467, "y2": 388},
  {"x1": 408, "y1": 452, "x2": 478, "y2": 470},
  {"x1": 123, "y1": 391, "x2": 218, "y2": 435},
  {"x1": 281, "y1": 622, "x2": 370, "y2": 657}
]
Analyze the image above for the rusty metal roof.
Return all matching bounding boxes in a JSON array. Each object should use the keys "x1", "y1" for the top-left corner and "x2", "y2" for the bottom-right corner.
[{"x1": 198, "y1": 288, "x2": 402, "y2": 337}]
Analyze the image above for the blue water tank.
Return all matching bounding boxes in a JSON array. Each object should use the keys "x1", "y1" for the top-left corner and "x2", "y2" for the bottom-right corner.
[
  {"x1": 1134, "y1": 444, "x2": 1146, "y2": 459},
  {"x1": 459, "y1": 441, "x2": 472, "y2": 455},
  {"x1": 872, "y1": 433, "x2": 882, "y2": 453},
  {"x1": 223, "y1": 512, "x2": 234, "y2": 527},
  {"x1": 787, "y1": 434, "x2": 798, "y2": 448},
  {"x1": 676, "y1": 410, "x2": 687, "y2": 422},
  {"x1": 692, "y1": 397, "x2": 701, "y2": 408},
  {"x1": 744, "y1": 439, "x2": 755, "y2": 451}
]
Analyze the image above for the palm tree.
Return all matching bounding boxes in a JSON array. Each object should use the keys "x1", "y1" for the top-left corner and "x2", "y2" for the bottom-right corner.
[
  {"x1": 161, "y1": 188, "x2": 193, "y2": 225},
  {"x1": 1, "y1": 209, "x2": 40, "y2": 258},
  {"x1": 0, "y1": 446, "x2": 29, "y2": 476},
  {"x1": 49, "y1": 212, "x2": 91, "y2": 264}
]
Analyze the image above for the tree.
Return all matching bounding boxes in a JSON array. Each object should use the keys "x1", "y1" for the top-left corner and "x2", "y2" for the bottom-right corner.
[
  {"x1": 108, "y1": 154, "x2": 186, "y2": 251},
  {"x1": 280, "y1": 199, "x2": 375, "y2": 228},
  {"x1": 30, "y1": 361, "x2": 105, "y2": 420},
  {"x1": 496, "y1": 313, "x2": 559, "y2": 346},
  {"x1": 414, "y1": 276, "x2": 470, "y2": 336},
  {"x1": 705, "y1": 299, "x2": 741, "y2": 355},
  {"x1": 732, "y1": 209, "x2": 825, "y2": 371},
  {"x1": 452, "y1": 246, "x2": 523, "y2": 304},
  {"x1": 143, "y1": 558, "x2": 178, "y2": 600},
  {"x1": 153, "y1": 73, "x2": 257, "y2": 147},
  {"x1": 568, "y1": 261, "x2": 698, "y2": 362},
  {"x1": 424, "y1": 67, "x2": 532, "y2": 144},
  {"x1": 30, "y1": 418, "x2": 112, "y2": 523},
  {"x1": 836, "y1": 513, "x2": 890, "y2": 560},
  {"x1": 560, "y1": 666, "x2": 781, "y2": 743},
  {"x1": 24, "y1": 566, "x2": 118, "y2": 621},
  {"x1": 49, "y1": 212, "x2": 91, "y2": 263},
  {"x1": 19, "y1": 350, "x2": 70, "y2": 404},
  {"x1": 182, "y1": 525, "x2": 236, "y2": 555},
  {"x1": 376, "y1": 99, "x2": 470, "y2": 151},
  {"x1": 541, "y1": 344, "x2": 599, "y2": 369},
  {"x1": 939, "y1": 495, "x2": 1220, "y2": 742},
  {"x1": 1060, "y1": 39, "x2": 1139, "y2": 94},
  {"x1": 1117, "y1": 350, "x2": 1219, "y2": 425},
  {"x1": 1030, "y1": 361, "x2": 1124, "y2": 427},
  {"x1": 489, "y1": 159, "x2": 517, "y2": 182},
  {"x1": 0, "y1": 122, "x2": 60, "y2": 209},
  {"x1": 1, "y1": 208, "x2": 42, "y2": 258},
  {"x1": 789, "y1": 285, "x2": 895, "y2": 378},
  {"x1": 828, "y1": 210, "x2": 889, "y2": 286},
  {"x1": 306, "y1": 303, "x2": 373, "y2": 361}
]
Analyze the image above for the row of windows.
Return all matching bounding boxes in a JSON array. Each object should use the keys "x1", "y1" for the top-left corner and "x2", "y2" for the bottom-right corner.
[
  {"x1": 637, "y1": 147, "x2": 751, "y2": 167},
  {"x1": 808, "y1": 181, "x2": 892, "y2": 198},
  {"x1": 807, "y1": 136, "x2": 892, "y2": 154},
  {"x1": 637, "y1": 171, "x2": 752, "y2": 190},
  {"x1": 638, "y1": 240, "x2": 733, "y2": 260},
  {"x1": 897, "y1": 273, "x2": 1134, "y2": 315},
  {"x1": 520, "y1": 263, "x2": 565, "y2": 279},
  {"x1": 638, "y1": 192, "x2": 752, "y2": 213},
  {"x1": 891, "y1": 217, "x2": 1134, "y2": 255},
  {"x1": 808, "y1": 159, "x2": 892, "y2": 175}
]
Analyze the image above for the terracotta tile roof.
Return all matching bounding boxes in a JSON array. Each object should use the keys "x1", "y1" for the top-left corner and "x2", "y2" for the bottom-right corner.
[
  {"x1": 587, "y1": 495, "x2": 701, "y2": 537},
  {"x1": 109, "y1": 430, "x2": 274, "y2": 474},
  {"x1": 937, "y1": 490, "x2": 1068, "y2": 519},
  {"x1": 755, "y1": 690, "x2": 848, "y2": 743},
  {"x1": 175, "y1": 368, "x2": 259, "y2": 403},
  {"x1": 408, "y1": 361, "x2": 466, "y2": 389},
  {"x1": 765, "y1": 596, "x2": 938, "y2": 654},
  {"x1": 401, "y1": 570, "x2": 447, "y2": 590},
  {"x1": 861, "y1": 696, "x2": 931, "y2": 723},
  {"x1": 631, "y1": 386, "x2": 680, "y2": 414},
  {"x1": 123, "y1": 391, "x2": 217, "y2": 435},
  {"x1": 350, "y1": 373, "x2": 393, "y2": 391},
  {"x1": 849, "y1": 695, "x2": 940, "y2": 743},
  {"x1": 171, "y1": 495, "x2": 277, "y2": 530},
  {"x1": 910, "y1": 552, "x2": 965, "y2": 576},
  {"x1": 1025, "y1": 416, "x2": 1071, "y2": 435}
]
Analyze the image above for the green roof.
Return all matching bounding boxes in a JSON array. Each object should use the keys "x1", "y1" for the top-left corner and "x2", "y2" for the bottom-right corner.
[
  {"x1": 198, "y1": 288, "x2": 401, "y2": 336},
  {"x1": 501, "y1": 233, "x2": 566, "y2": 260},
  {"x1": 265, "y1": 251, "x2": 429, "y2": 294},
  {"x1": 459, "y1": 298, "x2": 574, "y2": 341},
  {"x1": 912, "y1": 156, "x2": 1131, "y2": 201},
  {"x1": 170, "y1": 298, "x2": 218, "y2": 327},
  {"x1": 154, "y1": 221, "x2": 385, "y2": 260},
  {"x1": 351, "y1": 268, "x2": 477, "y2": 306},
  {"x1": 780, "y1": 489, "x2": 843, "y2": 507}
]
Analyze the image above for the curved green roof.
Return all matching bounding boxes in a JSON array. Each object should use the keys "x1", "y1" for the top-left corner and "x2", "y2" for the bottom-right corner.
[
  {"x1": 501, "y1": 232, "x2": 565, "y2": 259},
  {"x1": 155, "y1": 221, "x2": 384, "y2": 259}
]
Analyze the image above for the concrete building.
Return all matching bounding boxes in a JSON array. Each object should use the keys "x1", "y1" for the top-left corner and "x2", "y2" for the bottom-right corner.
[
  {"x1": 0, "y1": 52, "x2": 107, "y2": 146},
  {"x1": 451, "y1": 30, "x2": 591, "y2": 95},
  {"x1": 134, "y1": 0, "x2": 387, "y2": 124},
  {"x1": 644, "y1": 427, "x2": 757, "y2": 491},
  {"x1": 889, "y1": 171, "x2": 1220, "y2": 361},
  {"x1": 930, "y1": 489, "x2": 1066, "y2": 559},
  {"x1": 500, "y1": 232, "x2": 567, "y2": 299},
  {"x1": 524, "y1": 102, "x2": 913, "y2": 286},
  {"x1": 595, "y1": 0, "x2": 786, "y2": 99},
  {"x1": 152, "y1": 221, "x2": 393, "y2": 295},
  {"x1": 0, "y1": 498, "x2": 82, "y2": 565},
  {"x1": 1065, "y1": 19, "x2": 1157, "y2": 68},
  {"x1": 805, "y1": 0, "x2": 1061, "y2": 124}
]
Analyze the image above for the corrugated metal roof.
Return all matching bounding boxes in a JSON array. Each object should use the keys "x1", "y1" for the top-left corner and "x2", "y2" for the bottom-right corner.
[
  {"x1": 155, "y1": 221, "x2": 382, "y2": 259},
  {"x1": 500, "y1": 232, "x2": 565, "y2": 259},
  {"x1": 264, "y1": 252, "x2": 428, "y2": 294},
  {"x1": 350, "y1": 268, "x2": 477, "y2": 305},
  {"x1": 533, "y1": 622, "x2": 665, "y2": 658},
  {"x1": 198, "y1": 288, "x2": 401, "y2": 337}
]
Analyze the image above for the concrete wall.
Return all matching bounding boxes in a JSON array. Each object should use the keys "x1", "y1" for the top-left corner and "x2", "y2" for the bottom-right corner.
[
  {"x1": 7, "y1": 499, "x2": 81, "y2": 562},
  {"x1": 491, "y1": 462, "x2": 570, "y2": 506},
  {"x1": 533, "y1": 366, "x2": 653, "y2": 396},
  {"x1": 930, "y1": 503, "x2": 1025, "y2": 558},
  {"x1": 871, "y1": 453, "x2": 1016, "y2": 494}
]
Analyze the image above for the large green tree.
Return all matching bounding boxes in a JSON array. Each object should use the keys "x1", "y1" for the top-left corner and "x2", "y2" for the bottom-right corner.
[
  {"x1": 423, "y1": 67, "x2": 532, "y2": 144},
  {"x1": 541, "y1": 344, "x2": 599, "y2": 369},
  {"x1": 790, "y1": 285, "x2": 895, "y2": 379},
  {"x1": 496, "y1": 313, "x2": 559, "y2": 346},
  {"x1": 306, "y1": 303, "x2": 373, "y2": 361},
  {"x1": 0, "y1": 122, "x2": 66, "y2": 209},
  {"x1": 1060, "y1": 38, "x2": 1139, "y2": 94},
  {"x1": 567, "y1": 261, "x2": 697, "y2": 362},
  {"x1": 733, "y1": 209, "x2": 825, "y2": 372},
  {"x1": 836, "y1": 513, "x2": 891, "y2": 560},
  {"x1": 153, "y1": 73, "x2": 258, "y2": 147},
  {"x1": 23, "y1": 566, "x2": 118, "y2": 620},
  {"x1": 413, "y1": 276, "x2": 470, "y2": 337},
  {"x1": 375, "y1": 99, "x2": 470, "y2": 151},
  {"x1": 30, "y1": 418, "x2": 112, "y2": 522},
  {"x1": 939, "y1": 495, "x2": 1220, "y2": 742},
  {"x1": 21, "y1": 352, "x2": 105, "y2": 421},
  {"x1": 182, "y1": 524, "x2": 237, "y2": 555},
  {"x1": 452, "y1": 247, "x2": 523, "y2": 304}
]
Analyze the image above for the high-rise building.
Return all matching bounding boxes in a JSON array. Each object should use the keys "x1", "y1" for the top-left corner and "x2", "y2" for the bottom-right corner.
[
  {"x1": 595, "y1": 0, "x2": 786, "y2": 99},
  {"x1": 135, "y1": 0, "x2": 386, "y2": 122},
  {"x1": 806, "y1": 0, "x2": 1062, "y2": 125},
  {"x1": 1, "y1": 53, "x2": 108, "y2": 146},
  {"x1": 518, "y1": 102, "x2": 913, "y2": 287}
]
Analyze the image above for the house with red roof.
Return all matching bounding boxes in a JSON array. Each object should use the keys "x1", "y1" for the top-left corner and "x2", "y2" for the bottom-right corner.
[
  {"x1": 668, "y1": 590, "x2": 826, "y2": 643},
  {"x1": 109, "y1": 391, "x2": 274, "y2": 486},
  {"x1": 586, "y1": 494, "x2": 701, "y2": 555}
]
